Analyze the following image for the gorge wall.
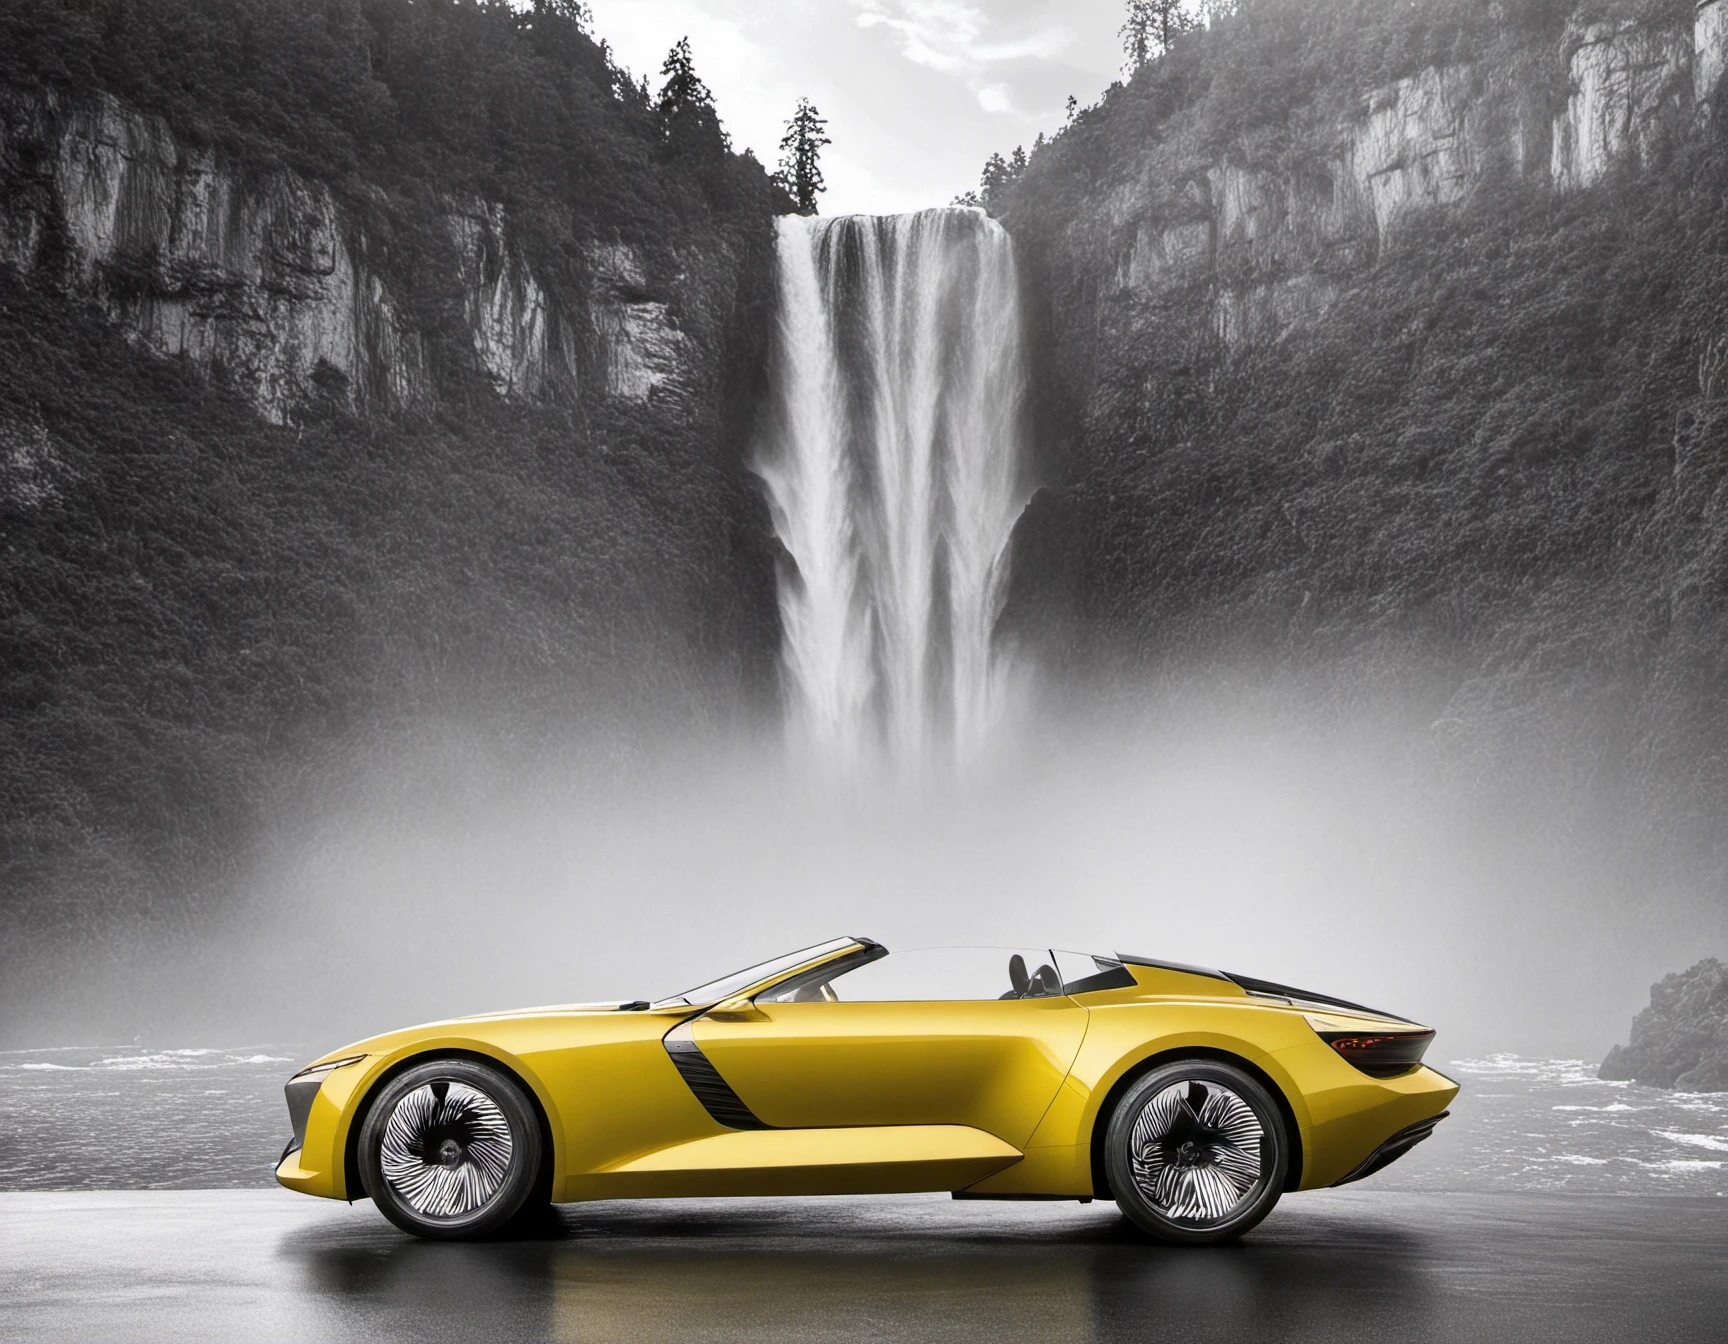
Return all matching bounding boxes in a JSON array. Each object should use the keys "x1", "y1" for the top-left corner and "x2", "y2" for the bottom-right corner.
[
  {"x1": 0, "y1": 89, "x2": 729, "y2": 422},
  {"x1": 999, "y1": 0, "x2": 1728, "y2": 864},
  {"x1": 0, "y1": 0, "x2": 784, "y2": 954},
  {"x1": 1009, "y1": 0, "x2": 1726, "y2": 361}
]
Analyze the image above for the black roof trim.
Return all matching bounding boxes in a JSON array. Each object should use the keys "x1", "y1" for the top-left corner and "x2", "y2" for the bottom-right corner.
[
  {"x1": 1224, "y1": 972, "x2": 1415, "y2": 1025},
  {"x1": 1117, "y1": 954, "x2": 1230, "y2": 981}
]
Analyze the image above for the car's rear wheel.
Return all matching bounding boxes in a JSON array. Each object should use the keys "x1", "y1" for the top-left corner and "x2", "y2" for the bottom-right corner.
[
  {"x1": 359, "y1": 1058, "x2": 544, "y2": 1240},
  {"x1": 1105, "y1": 1059, "x2": 1288, "y2": 1246}
]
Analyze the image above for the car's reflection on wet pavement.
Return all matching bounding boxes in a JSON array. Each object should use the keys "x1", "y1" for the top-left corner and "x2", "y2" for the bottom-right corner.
[
  {"x1": 6, "y1": 1190, "x2": 1726, "y2": 1343},
  {"x1": 289, "y1": 1196, "x2": 1436, "y2": 1344}
]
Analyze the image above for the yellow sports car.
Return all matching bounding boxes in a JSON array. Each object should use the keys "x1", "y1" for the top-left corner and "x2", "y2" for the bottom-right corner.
[{"x1": 276, "y1": 938, "x2": 1456, "y2": 1244}]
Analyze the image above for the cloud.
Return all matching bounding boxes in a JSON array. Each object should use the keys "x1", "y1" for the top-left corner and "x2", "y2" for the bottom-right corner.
[
  {"x1": 853, "y1": 0, "x2": 1074, "y2": 115},
  {"x1": 854, "y1": 0, "x2": 985, "y2": 75}
]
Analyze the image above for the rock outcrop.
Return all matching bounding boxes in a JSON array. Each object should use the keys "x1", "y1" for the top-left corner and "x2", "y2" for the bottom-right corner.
[
  {"x1": 1552, "y1": 17, "x2": 1693, "y2": 192},
  {"x1": 0, "y1": 89, "x2": 706, "y2": 424},
  {"x1": 1699, "y1": 0, "x2": 1728, "y2": 110},
  {"x1": 1010, "y1": 2, "x2": 1728, "y2": 352},
  {"x1": 1600, "y1": 959, "x2": 1728, "y2": 1091}
]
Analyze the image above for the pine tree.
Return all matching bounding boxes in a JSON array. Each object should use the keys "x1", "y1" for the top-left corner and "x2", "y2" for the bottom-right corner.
[
  {"x1": 1120, "y1": 0, "x2": 1197, "y2": 73},
  {"x1": 657, "y1": 36, "x2": 726, "y2": 155},
  {"x1": 775, "y1": 97, "x2": 831, "y2": 216},
  {"x1": 532, "y1": 0, "x2": 591, "y2": 27}
]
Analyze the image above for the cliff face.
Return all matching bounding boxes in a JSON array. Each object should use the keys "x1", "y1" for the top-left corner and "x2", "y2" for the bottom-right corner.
[
  {"x1": 0, "y1": 89, "x2": 718, "y2": 424},
  {"x1": 0, "y1": 0, "x2": 791, "y2": 981},
  {"x1": 997, "y1": 0, "x2": 1728, "y2": 875},
  {"x1": 1019, "y1": 3, "x2": 1724, "y2": 353},
  {"x1": 1601, "y1": 958, "x2": 1728, "y2": 1090}
]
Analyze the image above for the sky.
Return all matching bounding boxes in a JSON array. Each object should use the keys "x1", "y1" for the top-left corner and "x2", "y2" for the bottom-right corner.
[{"x1": 587, "y1": 0, "x2": 1132, "y2": 214}]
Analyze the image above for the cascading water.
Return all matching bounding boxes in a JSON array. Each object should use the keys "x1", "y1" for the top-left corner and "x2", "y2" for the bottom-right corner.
[{"x1": 755, "y1": 208, "x2": 1030, "y2": 773}]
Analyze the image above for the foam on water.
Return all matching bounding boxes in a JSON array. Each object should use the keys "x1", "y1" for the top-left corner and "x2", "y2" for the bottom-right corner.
[
  {"x1": 1370, "y1": 1056, "x2": 1728, "y2": 1195},
  {"x1": 2, "y1": 1051, "x2": 1724, "y2": 1193}
]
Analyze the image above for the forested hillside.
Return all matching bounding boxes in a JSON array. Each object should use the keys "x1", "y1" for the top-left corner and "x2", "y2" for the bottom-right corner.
[
  {"x1": 999, "y1": 0, "x2": 1728, "y2": 851},
  {"x1": 0, "y1": 0, "x2": 784, "y2": 946}
]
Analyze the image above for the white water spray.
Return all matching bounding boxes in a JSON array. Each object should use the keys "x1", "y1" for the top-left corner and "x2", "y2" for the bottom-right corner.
[{"x1": 755, "y1": 209, "x2": 1030, "y2": 773}]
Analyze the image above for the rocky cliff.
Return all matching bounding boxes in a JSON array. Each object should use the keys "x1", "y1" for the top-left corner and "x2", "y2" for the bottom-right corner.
[
  {"x1": 0, "y1": 88, "x2": 721, "y2": 424},
  {"x1": 1009, "y1": 1, "x2": 1726, "y2": 352},
  {"x1": 1601, "y1": 958, "x2": 1728, "y2": 1089},
  {"x1": 0, "y1": 0, "x2": 785, "y2": 977},
  {"x1": 996, "y1": 0, "x2": 1728, "y2": 889}
]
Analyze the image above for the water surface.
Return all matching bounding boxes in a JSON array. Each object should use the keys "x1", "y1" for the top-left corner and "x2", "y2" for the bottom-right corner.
[{"x1": 3, "y1": 1048, "x2": 1723, "y2": 1195}]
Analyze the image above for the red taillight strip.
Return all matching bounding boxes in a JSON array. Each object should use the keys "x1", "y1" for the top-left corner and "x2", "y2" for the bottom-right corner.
[{"x1": 1317, "y1": 1028, "x2": 1435, "y2": 1078}]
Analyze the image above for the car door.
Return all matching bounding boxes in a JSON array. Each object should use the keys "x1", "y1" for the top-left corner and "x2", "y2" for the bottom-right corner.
[{"x1": 688, "y1": 947, "x2": 1088, "y2": 1149}]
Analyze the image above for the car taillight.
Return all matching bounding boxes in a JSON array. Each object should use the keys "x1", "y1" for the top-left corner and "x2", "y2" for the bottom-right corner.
[{"x1": 1314, "y1": 1027, "x2": 1434, "y2": 1078}]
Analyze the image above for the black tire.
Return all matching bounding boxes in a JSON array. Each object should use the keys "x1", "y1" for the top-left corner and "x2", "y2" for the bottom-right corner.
[
  {"x1": 1105, "y1": 1058, "x2": 1288, "y2": 1246},
  {"x1": 358, "y1": 1058, "x2": 545, "y2": 1241}
]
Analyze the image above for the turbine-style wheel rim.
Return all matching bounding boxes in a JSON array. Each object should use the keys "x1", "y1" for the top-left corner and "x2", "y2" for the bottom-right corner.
[
  {"x1": 1128, "y1": 1079, "x2": 1266, "y2": 1224},
  {"x1": 379, "y1": 1079, "x2": 514, "y2": 1219}
]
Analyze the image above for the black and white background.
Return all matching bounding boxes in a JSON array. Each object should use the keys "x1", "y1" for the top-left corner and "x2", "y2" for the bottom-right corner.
[{"x1": 3, "y1": 1, "x2": 1728, "y2": 1340}]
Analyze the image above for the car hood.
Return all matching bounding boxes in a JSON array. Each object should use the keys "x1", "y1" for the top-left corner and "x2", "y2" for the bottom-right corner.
[{"x1": 448, "y1": 1001, "x2": 636, "y2": 1021}]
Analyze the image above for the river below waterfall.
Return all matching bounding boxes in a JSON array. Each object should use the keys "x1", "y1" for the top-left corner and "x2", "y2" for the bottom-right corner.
[{"x1": 4, "y1": 1047, "x2": 1723, "y2": 1197}]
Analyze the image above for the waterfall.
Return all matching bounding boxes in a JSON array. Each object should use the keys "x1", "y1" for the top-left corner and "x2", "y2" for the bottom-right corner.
[{"x1": 755, "y1": 208, "x2": 1030, "y2": 773}]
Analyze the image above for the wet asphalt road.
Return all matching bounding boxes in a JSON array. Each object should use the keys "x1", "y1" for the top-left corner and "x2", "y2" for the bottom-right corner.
[{"x1": 3, "y1": 1189, "x2": 1724, "y2": 1343}]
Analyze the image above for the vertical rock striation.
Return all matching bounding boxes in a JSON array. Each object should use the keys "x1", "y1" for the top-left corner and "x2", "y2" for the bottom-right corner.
[
  {"x1": 1009, "y1": 3, "x2": 1728, "y2": 353},
  {"x1": 1552, "y1": 18, "x2": 1693, "y2": 191},
  {"x1": 0, "y1": 89, "x2": 709, "y2": 423},
  {"x1": 1698, "y1": 0, "x2": 1728, "y2": 110}
]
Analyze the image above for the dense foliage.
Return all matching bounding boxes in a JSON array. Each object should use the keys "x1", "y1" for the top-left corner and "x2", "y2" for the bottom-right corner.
[
  {"x1": 0, "y1": 0, "x2": 775, "y2": 230},
  {"x1": 0, "y1": 0, "x2": 784, "y2": 936},
  {"x1": 0, "y1": 265, "x2": 779, "y2": 922},
  {"x1": 0, "y1": 0, "x2": 788, "y2": 367},
  {"x1": 967, "y1": 0, "x2": 1692, "y2": 207},
  {"x1": 1000, "y1": 0, "x2": 1728, "y2": 846}
]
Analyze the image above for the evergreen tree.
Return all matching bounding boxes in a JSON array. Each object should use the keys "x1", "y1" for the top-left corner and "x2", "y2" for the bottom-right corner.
[
  {"x1": 532, "y1": 0, "x2": 591, "y2": 27},
  {"x1": 977, "y1": 148, "x2": 1030, "y2": 211},
  {"x1": 657, "y1": 36, "x2": 726, "y2": 155},
  {"x1": 1120, "y1": 0, "x2": 1197, "y2": 73},
  {"x1": 774, "y1": 97, "x2": 830, "y2": 216}
]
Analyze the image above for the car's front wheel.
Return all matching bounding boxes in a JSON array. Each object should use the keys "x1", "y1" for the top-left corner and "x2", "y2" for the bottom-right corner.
[
  {"x1": 358, "y1": 1058, "x2": 545, "y2": 1240},
  {"x1": 1105, "y1": 1059, "x2": 1289, "y2": 1245}
]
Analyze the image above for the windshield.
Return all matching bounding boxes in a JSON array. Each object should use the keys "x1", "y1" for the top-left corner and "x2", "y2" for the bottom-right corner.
[{"x1": 650, "y1": 938, "x2": 861, "y2": 1008}]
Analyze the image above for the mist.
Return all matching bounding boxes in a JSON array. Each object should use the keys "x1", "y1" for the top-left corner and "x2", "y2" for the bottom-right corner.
[{"x1": 10, "y1": 660, "x2": 1719, "y2": 1064}]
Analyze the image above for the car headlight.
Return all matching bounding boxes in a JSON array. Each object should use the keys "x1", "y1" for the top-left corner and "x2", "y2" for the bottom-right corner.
[
  {"x1": 290, "y1": 1054, "x2": 367, "y2": 1084},
  {"x1": 281, "y1": 1055, "x2": 367, "y2": 1161}
]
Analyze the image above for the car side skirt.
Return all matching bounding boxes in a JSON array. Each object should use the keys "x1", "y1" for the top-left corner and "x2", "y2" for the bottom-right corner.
[{"x1": 564, "y1": 1124, "x2": 1022, "y2": 1200}]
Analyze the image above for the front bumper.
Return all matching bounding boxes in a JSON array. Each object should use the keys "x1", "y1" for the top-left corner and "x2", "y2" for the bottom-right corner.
[{"x1": 274, "y1": 1057, "x2": 372, "y2": 1200}]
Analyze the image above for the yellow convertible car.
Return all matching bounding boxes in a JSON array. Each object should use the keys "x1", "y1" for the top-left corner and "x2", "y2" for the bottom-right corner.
[{"x1": 276, "y1": 938, "x2": 1456, "y2": 1244}]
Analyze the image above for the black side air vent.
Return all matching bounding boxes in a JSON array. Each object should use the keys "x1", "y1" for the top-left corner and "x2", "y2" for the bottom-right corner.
[{"x1": 663, "y1": 1022, "x2": 772, "y2": 1131}]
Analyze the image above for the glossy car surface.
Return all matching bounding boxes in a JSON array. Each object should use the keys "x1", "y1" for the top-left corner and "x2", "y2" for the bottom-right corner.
[{"x1": 277, "y1": 938, "x2": 1457, "y2": 1242}]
